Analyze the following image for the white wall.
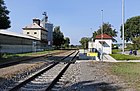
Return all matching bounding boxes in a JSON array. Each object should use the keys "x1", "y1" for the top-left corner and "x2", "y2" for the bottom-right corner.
[
  {"x1": 88, "y1": 42, "x2": 94, "y2": 52},
  {"x1": 23, "y1": 29, "x2": 48, "y2": 42},
  {"x1": 23, "y1": 29, "x2": 41, "y2": 40},
  {"x1": 94, "y1": 39, "x2": 112, "y2": 54}
]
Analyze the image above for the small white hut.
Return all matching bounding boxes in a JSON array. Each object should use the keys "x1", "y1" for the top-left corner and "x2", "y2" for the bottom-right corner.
[{"x1": 88, "y1": 34, "x2": 112, "y2": 54}]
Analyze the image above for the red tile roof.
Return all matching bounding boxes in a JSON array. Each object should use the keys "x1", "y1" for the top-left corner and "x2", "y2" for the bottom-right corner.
[{"x1": 95, "y1": 34, "x2": 112, "y2": 39}]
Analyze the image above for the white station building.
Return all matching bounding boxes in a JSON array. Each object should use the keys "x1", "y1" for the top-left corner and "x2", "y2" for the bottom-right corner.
[{"x1": 88, "y1": 34, "x2": 113, "y2": 54}]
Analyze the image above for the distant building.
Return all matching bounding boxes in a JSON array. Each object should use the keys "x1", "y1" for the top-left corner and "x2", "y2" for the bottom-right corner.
[
  {"x1": 41, "y1": 14, "x2": 53, "y2": 46},
  {"x1": 44, "y1": 23, "x2": 53, "y2": 46},
  {"x1": 23, "y1": 18, "x2": 48, "y2": 41},
  {"x1": 0, "y1": 14, "x2": 54, "y2": 53},
  {"x1": 88, "y1": 34, "x2": 112, "y2": 54},
  {"x1": 23, "y1": 18, "x2": 48, "y2": 49}
]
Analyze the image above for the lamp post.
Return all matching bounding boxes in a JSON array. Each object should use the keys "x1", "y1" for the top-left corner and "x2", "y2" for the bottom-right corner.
[
  {"x1": 122, "y1": 0, "x2": 125, "y2": 54},
  {"x1": 90, "y1": 28, "x2": 93, "y2": 41},
  {"x1": 101, "y1": 10, "x2": 103, "y2": 61}
]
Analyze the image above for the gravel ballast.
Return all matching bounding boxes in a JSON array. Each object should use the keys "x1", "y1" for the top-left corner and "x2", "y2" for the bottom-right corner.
[{"x1": 59, "y1": 62, "x2": 136, "y2": 91}]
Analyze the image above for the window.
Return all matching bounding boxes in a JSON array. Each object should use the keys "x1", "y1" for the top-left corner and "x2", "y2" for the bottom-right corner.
[
  {"x1": 27, "y1": 32, "x2": 29, "y2": 34},
  {"x1": 34, "y1": 32, "x2": 37, "y2": 34}
]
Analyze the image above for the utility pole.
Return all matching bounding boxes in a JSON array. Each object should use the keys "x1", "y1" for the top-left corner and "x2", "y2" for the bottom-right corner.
[
  {"x1": 101, "y1": 10, "x2": 103, "y2": 61},
  {"x1": 122, "y1": 0, "x2": 125, "y2": 54}
]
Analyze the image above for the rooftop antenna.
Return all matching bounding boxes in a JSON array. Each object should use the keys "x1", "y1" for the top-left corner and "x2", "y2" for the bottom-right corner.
[
  {"x1": 42, "y1": 12, "x2": 48, "y2": 22},
  {"x1": 42, "y1": 12, "x2": 47, "y2": 16}
]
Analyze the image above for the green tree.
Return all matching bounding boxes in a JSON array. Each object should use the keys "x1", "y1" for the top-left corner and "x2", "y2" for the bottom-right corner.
[
  {"x1": 0, "y1": 0, "x2": 11, "y2": 29},
  {"x1": 53, "y1": 26, "x2": 64, "y2": 49},
  {"x1": 63, "y1": 37, "x2": 70, "y2": 48},
  {"x1": 92, "y1": 22, "x2": 117, "y2": 42},
  {"x1": 131, "y1": 37, "x2": 140, "y2": 50},
  {"x1": 79, "y1": 37, "x2": 90, "y2": 49},
  {"x1": 120, "y1": 16, "x2": 140, "y2": 42},
  {"x1": 92, "y1": 31, "x2": 97, "y2": 41}
]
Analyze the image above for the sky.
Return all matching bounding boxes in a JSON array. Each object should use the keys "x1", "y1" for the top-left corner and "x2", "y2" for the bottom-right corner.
[{"x1": 4, "y1": 0, "x2": 140, "y2": 45}]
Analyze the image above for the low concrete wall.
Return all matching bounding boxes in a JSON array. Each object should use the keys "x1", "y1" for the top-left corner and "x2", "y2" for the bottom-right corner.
[
  {"x1": 0, "y1": 32, "x2": 47, "y2": 53},
  {"x1": 0, "y1": 44, "x2": 38, "y2": 53}
]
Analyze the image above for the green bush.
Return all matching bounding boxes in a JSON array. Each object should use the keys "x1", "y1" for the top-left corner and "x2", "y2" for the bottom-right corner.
[{"x1": 126, "y1": 44, "x2": 134, "y2": 50}]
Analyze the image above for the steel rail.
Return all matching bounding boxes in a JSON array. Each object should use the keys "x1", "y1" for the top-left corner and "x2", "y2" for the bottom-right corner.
[
  {"x1": 9, "y1": 50, "x2": 76, "y2": 91},
  {"x1": 46, "y1": 51, "x2": 79, "y2": 91}
]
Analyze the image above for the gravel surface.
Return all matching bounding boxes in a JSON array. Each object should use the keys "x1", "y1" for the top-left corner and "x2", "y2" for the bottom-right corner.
[{"x1": 59, "y1": 62, "x2": 136, "y2": 91}]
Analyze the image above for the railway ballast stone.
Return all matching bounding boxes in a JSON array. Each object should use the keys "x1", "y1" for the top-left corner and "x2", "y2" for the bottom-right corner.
[{"x1": 60, "y1": 62, "x2": 136, "y2": 91}]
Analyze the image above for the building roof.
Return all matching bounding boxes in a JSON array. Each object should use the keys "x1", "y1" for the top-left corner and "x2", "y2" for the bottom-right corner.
[
  {"x1": 23, "y1": 23, "x2": 47, "y2": 31},
  {"x1": 95, "y1": 34, "x2": 112, "y2": 39},
  {"x1": 0, "y1": 30, "x2": 39, "y2": 40}
]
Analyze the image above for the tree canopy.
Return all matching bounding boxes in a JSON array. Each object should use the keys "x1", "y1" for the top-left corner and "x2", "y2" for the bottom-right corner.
[
  {"x1": 92, "y1": 22, "x2": 117, "y2": 42},
  {"x1": 53, "y1": 26, "x2": 65, "y2": 48},
  {"x1": 0, "y1": 0, "x2": 11, "y2": 29},
  {"x1": 120, "y1": 16, "x2": 140, "y2": 42},
  {"x1": 79, "y1": 37, "x2": 90, "y2": 49},
  {"x1": 132, "y1": 36, "x2": 140, "y2": 50},
  {"x1": 63, "y1": 37, "x2": 70, "y2": 48}
]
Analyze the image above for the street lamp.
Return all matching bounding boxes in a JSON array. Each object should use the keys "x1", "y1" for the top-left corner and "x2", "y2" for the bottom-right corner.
[
  {"x1": 122, "y1": 0, "x2": 125, "y2": 54},
  {"x1": 90, "y1": 28, "x2": 93, "y2": 41},
  {"x1": 101, "y1": 10, "x2": 103, "y2": 61}
]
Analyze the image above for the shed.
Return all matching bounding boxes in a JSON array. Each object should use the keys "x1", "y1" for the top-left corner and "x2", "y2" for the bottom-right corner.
[{"x1": 88, "y1": 34, "x2": 112, "y2": 54}]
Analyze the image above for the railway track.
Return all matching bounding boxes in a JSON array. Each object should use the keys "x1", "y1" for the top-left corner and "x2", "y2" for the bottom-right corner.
[
  {"x1": 0, "y1": 50, "x2": 69, "y2": 68},
  {"x1": 8, "y1": 50, "x2": 79, "y2": 91}
]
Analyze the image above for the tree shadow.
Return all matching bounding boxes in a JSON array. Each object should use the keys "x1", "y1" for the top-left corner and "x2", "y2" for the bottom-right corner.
[{"x1": 63, "y1": 80, "x2": 124, "y2": 91}]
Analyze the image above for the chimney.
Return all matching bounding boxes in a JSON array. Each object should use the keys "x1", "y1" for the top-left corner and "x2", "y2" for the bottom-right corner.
[{"x1": 33, "y1": 18, "x2": 40, "y2": 26}]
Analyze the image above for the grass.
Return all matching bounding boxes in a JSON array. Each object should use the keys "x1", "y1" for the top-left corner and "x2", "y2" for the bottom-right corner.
[
  {"x1": 138, "y1": 50, "x2": 140, "y2": 52},
  {"x1": 112, "y1": 49, "x2": 121, "y2": 54},
  {"x1": 110, "y1": 54, "x2": 140, "y2": 60},
  {"x1": 110, "y1": 63, "x2": 140, "y2": 89},
  {"x1": 111, "y1": 49, "x2": 140, "y2": 60}
]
